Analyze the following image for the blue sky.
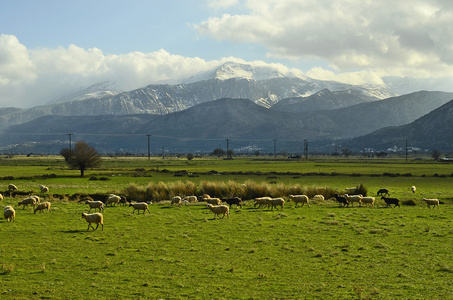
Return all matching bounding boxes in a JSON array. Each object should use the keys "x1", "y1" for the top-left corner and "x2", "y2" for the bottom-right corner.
[{"x1": 1, "y1": 0, "x2": 453, "y2": 108}]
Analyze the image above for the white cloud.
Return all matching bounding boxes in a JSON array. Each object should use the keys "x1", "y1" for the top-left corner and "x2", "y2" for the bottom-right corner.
[
  {"x1": 0, "y1": 34, "x2": 36, "y2": 85},
  {"x1": 195, "y1": 0, "x2": 453, "y2": 79},
  {"x1": 208, "y1": 0, "x2": 240, "y2": 9},
  {"x1": 0, "y1": 35, "x2": 224, "y2": 108}
]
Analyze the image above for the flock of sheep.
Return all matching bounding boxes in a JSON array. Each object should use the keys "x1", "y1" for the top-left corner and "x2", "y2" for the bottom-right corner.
[{"x1": 1, "y1": 183, "x2": 441, "y2": 230}]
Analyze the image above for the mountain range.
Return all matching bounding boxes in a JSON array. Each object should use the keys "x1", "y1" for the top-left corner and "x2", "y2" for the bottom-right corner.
[{"x1": 1, "y1": 62, "x2": 453, "y2": 155}]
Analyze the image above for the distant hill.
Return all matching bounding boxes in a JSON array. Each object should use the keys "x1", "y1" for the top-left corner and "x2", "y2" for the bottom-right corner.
[
  {"x1": 3, "y1": 91, "x2": 453, "y2": 154},
  {"x1": 3, "y1": 98, "x2": 336, "y2": 154},
  {"x1": 300, "y1": 91, "x2": 453, "y2": 138},
  {"x1": 270, "y1": 88, "x2": 379, "y2": 112},
  {"x1": 350, "y1": 99, "x2": 453, "y2": 152}
]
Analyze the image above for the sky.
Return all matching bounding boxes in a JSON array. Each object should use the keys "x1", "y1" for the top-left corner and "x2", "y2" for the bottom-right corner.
[{"x1": 1, "y1": 0, "x2": 453, "y2": 108}]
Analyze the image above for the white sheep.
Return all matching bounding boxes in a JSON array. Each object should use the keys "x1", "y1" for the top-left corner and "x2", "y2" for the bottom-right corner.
[
  {"x1": 0, "y1": 193, "x2": 3, "y2": 201},
  {"x1": 422, "y1": 198, "x2": 439, "y2": 209},
  {"x1": 171, "y1": 196, "x2": 182, "y2": 206},
  {"x1": 34, "y1": 201, "x2": 51, "y2": 214},
  {"x1": 105, "y1": 194, "x2": 121, "y2": 206},
  {"x1": 254, "y1": 197, "x2": 271, "y2": 208},
  {"x1": 206, "y1": 204, "x2": 230, "y2": 219},
  {"x1": 361, "y1": 197, "x2": 375, "y2": 207},
  {"x1": 81, "y1": 212, "x2": 104, "y2": 231},
  {"x1": 411, "y1": 186, "x2": 416, "y2": 193},
  {"x1": 344, "y1": 194, "x2": 363, "y2": 207},
  {"x1": 18, "y1": 197, "x2": 37, "y2": 209},
  {"x1": 40, "y1": 185, "x2": 49, "y2": 193},
  {"x1": 268, "y1": 198, "x2": 285, "y2": 210},
  {"x1": 86, "y1": 200, "x2": 104, "y2": 212},
  {"x1": 312, "y1": 194, "x2": 325, "y2": 202},
  {"x1": 289, "y1": 195, "x2": 309, "y2": 207},
  {"x1": 183, "y1": 196, "x2": 198, "y2": 203},
  {"x1": 129, "y1": 202, "x2": 151, "y2": 214},
  {"x1": 4, "y1": 206, "x2": 15, "y2": 222},
  {"x1": 30, "y1": 195, "x2": 40, "y2": 204},
  {"x1": 205, "y1": 198, "x2": 221, "y2": 205},
  {"x1": 8, "y1": 184, "x2": 18, "y2": 192}
]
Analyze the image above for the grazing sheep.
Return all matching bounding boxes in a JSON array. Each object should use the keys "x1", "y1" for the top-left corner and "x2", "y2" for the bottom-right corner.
[
  {"x1": 422, "y1": 198, "x2": 439, "y2": 209},
  {"x1": 29, "y1": 195, "x2": 40, "y2": 204},
  {"x1": 198, "y1": 194, "x2": 211, "y2": 201},
  {"x1": 171, "y1": 196, "x2": 182, "y2": 206},
  {"x1": 205, "y1": 198, "x2": 221, "y2": 206},
  {"x1": 289, "y1": 195, "x2": 309, "y2": 207},
  {"x1": 18, "y1": 197, "x2": 37, "y2": 209},
  {"x1": 183, "y1": 196, "x2": 198, "y2": 203},
  {"x1": 86, "y1": 200, "x2": 104, "y2": 212},
  {"x1": 254, "y1": 197, "x2": 271, "y2": 208},
  {"x1": 344, "y1": 194, "x2": 363, "y2": 207},
  {"x1": 105, "y1": 194, "x2": 121, "y2": 207},
  {"x1": 223, "y1": 197, "x2": 242, "y2": 208},
  {"x1": 4, "y1": 206, "x2": 15, "y2": 222},
  {"x1": 361, "y1": 197, "x2": 375, "y2": 207},
  {"x1": 129, "y1": 202, "x2": 150, "y2": 214},
  {"x1": 119, "y1": 196, "x2": 128, "y2": 206},
  {"x1": 377, "y1": 188, "x2": 390, "y2": 196},
  {"x1": 34, "y1": 201, "x2": 51, "y2": 214},
  {"x1": 268, "y1": 198, "x2": 285, "y2": 210},
  {"x1": 8, "y1": 184, "x2": 18, "y2": 192},
  {"x1": 334, "y1": 194, "x2": 348, "y2": 207},
  {"x1": 40, "y1": 185, "x2": 49, "y2": 193},
  {"x1": 0, "y1": 193, "x2": 3, "y2": 201},
  {"x1": 411, "y1": 186, "x2": 416, "y2": 194},
  {"x1": 381, "y1": 196, "x2": 400, "y2": 208},
  {"x1": 206, "y1": 204, "x2": 230, "y2": 219},
  {"x1": 81, "y1": 212, "x2": 104, "y2": 231},
  {"x1": 312, "y1": 195, "x2": 325, "y2": 202}
]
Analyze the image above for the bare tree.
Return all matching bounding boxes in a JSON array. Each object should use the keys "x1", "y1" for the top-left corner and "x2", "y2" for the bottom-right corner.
[
  {"x1": 342, "y1": 148, "x2": 352, "y2": 157},
  {"x1": 60, "y1": 141, "x2": 102, "y2": 177},
  {"x1": 432, "y1": 150, "x2": 441, "y2": 161},
  {"x1": 212, "y1": 148, "x2": 225, "y2": 157}
]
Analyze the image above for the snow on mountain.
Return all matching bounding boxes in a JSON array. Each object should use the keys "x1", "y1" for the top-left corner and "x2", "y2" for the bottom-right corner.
[
  {"x1": 176, "y1": 61, "x2": 306, "y2": 84},
  {"x1": 47, "y1": 81, "x2": 121, "y2": 104}
]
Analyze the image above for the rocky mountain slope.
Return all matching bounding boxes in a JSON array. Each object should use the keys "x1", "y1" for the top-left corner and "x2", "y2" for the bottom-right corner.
[{"x1": 0, "y1": 62, "x2": 395, "y2": 130}]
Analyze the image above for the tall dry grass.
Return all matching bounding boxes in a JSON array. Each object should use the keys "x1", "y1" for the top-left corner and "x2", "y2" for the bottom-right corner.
[{"x1": 122, "y1": 180, "x2": 353, "y2": 202}]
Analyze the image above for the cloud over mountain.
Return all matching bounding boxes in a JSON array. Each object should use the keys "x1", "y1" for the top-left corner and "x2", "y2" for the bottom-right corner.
[
  {"x1": 195, "y1": 0, "x2": 453, "y2": 78},
  {"x1": 0, "y1": 34, "x2": 304, "y2": 108}
]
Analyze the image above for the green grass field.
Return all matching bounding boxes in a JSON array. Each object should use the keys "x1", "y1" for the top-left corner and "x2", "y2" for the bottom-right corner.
[{"x1": 1, "y1": 156, "x2": 453, "y2": 299}]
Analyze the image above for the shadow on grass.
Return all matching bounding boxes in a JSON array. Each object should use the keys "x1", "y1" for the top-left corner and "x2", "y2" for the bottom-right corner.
[{"x1": 60, "y1": 229, "x2": 87, "y2": 233}]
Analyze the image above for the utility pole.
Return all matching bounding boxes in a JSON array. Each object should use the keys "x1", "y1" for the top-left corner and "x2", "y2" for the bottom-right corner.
[
  {"x1": 274, "y1": 139, "x2": 277, "y2": 158},
  {"x1": 304, "y1": 139, "x2": 308, "y2": 160},
  {"x1": 67, "y1": 133, "x2": 73, "y2": 155},
  {"x1": 226, "y1": 139, "x2": 230, "y2": 158},
  {"x1": 162, "y1": 146, "x2": 165, "y2": 159},
  {"x1": 405, "y1": 139, "x2": 408, "y2": 163},
  {"x1": 146, "y1": 134, "x2": 151, "y2": 160}
]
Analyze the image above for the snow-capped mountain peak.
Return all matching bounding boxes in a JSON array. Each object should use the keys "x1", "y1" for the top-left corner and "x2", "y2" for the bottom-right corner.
[{"x1": 176, "y1": 61, "x2": 300, "y2": 84}]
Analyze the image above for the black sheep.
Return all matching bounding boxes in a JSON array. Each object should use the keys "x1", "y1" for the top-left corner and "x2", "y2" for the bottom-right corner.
[
  {"x1": 223, "y1": 197, "x2": 242, "y2": 208},
  {"x1": 334, "y1": 193, "x2": 349, "y2": 207},
  {"x1": 377, "y1": 188, "x2": 390, "y2": 196},
  {"x1": 381, "y1": 196, "x2": 400, "y2": 208}
]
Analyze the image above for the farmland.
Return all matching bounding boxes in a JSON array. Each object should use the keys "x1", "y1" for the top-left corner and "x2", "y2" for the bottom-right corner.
[{"x1": 1, "y1": 156, "x2": 453, "y2": 299}]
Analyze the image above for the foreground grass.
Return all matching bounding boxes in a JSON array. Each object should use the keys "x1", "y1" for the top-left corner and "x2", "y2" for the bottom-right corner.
[{"x1": 1, "y1": 198, "x2": 453, "y2": 299}]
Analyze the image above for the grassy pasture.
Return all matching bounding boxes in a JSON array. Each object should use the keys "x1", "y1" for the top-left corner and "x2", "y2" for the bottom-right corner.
[
  {"x1": 1, "y1": 199, "x2": 453, "y2": 299},
  {"x1": 2, "y1": 156, "x2": 453, "y2": 299}
]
